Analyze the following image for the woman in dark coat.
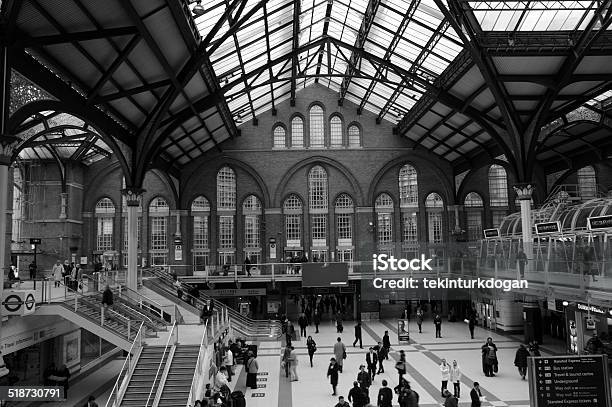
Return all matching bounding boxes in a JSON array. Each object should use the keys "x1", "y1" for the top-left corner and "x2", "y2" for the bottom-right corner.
[
  {"x1": 306, "y1": 336, "x2": 317, "y2": 367},
  {"x1": 327, "y1": 358, "x2": 340, "y2": 396},
  {"x1": 481, "y1": 337, "x2": 498, "y2": 377},
  {"x1": 514, "y1": 344, "x2": 530, "y2": 380}
]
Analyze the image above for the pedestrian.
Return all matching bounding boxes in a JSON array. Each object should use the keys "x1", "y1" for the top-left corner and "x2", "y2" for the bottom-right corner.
[
  {"x1": 514, "y1": 344, "x2": 529, "y2": 380},
  {"x1": 470, "y1": 382, "x2": 482, "y2": 407},
  {"x1": 353, "y1": 322, "x2": 363, "y2": 348},
  {"x1": 357, "y1": 365, "x2": 371, "y2": 402},
  {"x1": 349, "y1": 380, "x2": 367, "y2": 407},
  {"x1": 334, "y1": 395, "x2": 350, "y2": 407},
  {"x1": 52, "y1": 260, "x2": 63, "y2": 288},
  {"x1": 298, "y1": 313, "x2": 308, "y2": 338},
  {"x1": 443, "y1": 389, "x2": 458, "y2": 407},
  {"x1": 366, "y1": 347, "x2": 378, "y2": 381},
  {"x1": 401, "y1": 307, "x2": 410, "y2": 320},
  {"x1": 382, "y1": 331, "x2": 391, "y2": 358},
  {"x1": 327, "y1": 358, "x2": 340, "y2": 396},
  {"x1": 336, "y1": 312, "x2": 343, "y2": 333},
  {"x1": 101, "y1": 285, "x2": 113, "y2": 324},
  {"x1": 481, "y1": 337, "x2": 498, "y2": 377},
  {"x1": 245, "y1": 351, "x2": 258, "y2": 389},
  {"x1": 313, "y1": 309, "x2": 321, "y2": 333},
  {"x1": 29, "y1": 261, "x2": 37, "y2": 280},
  {"x1": 83, "y1": 395, "x2": 98, "y2": 407},
  {"x1": 374, "y1": 341, "x2": 386, "y2": 374},
  {"x1": 440, "y1": 358, "x2": 450, "y2": 397},
  {"x1": 395, "y1": 349, "x2": 406, "y2": 382},
  {"x1": 529, "y1": 341, "x2": 541, "y2": 356},
  {"x1": 377, "y1": 379, "x2": 393, "y2": 407},
  {"x1": 333, "y1": 337, "x2": 346, "y2": 373},
  {"x1": 517, "y1": 249, "x2": 527, "y2": 278},
  {"x1": 434, "y1": 313, "x2": 442, "y2": 338},
  {"x1": 214, "y1": 366, "x2": 230, "y2": 393},
  {"x1": 223, "y1": 347, "x2": 233, "y2": 382},
  {"x1": 450, "y1": 360, "x2": 461, "y2": 398},
  {"x1": 282, "y1": 345, "x2": 291, "y2": 378},
  {"x1": 468, "y1": 314, "x2": 476, "y2": 339},
  {"x1": 307, "y1": 335, "x2": 317, "y2": 367},
  {"x1": 288, "y1": 346, "x2": 298, "y2": 381},
  {"x1": 56, "y1": 364, "x2": 71, "y2": 398},
  {"x1": 62, "y1": 260, "x2": 71, "y2": 285},
  {"x1": 416, "y1": 307, "x2": 424, "y2": 333}
]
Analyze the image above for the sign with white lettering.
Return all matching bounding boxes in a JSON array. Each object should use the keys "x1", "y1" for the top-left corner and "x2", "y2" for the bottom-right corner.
[
  {"x1": 483, "y1": 228, "x2": 499, "y2": 239},
  {"x1": 204, "y1": 288, "x2": 266, "y2": 297},
  {"x1": 535, "y1": 221, "x2": 561, "y2": 235},
  {"x1": 587, "y1": 215, "x2": 612, "y2": 231}
]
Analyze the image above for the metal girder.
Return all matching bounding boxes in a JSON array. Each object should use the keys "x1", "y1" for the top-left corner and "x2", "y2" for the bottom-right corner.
[
  {"x1": 92, "y1": 80, "x2": 172, "y2": 104},
  {"x1": 313, "y1": 0, "x2": 334, "y2": 83},
  {"x1": 497, "y1": 74, "x2": 612, "y2": 86},
  {"x1": 15, "y1": 27, "x2": 139, "y2": 47},
  {"x1": 290, "y1": 0, "x2": 300, "y2": 105},
  {"x1": 537, "y1": 125, "x2": 608, "y2": 156},
  {"x1": 338, "y1": 0, "x2": 382, "y2": 104},
  {"x1": 262, "y1": 3, "x2": 276, "y2": 113},
  {"x1": 207, "y1": 0, "x2": 268, "y2": 56},
  {"x1": 202, "y1": 0, "x2": 248, "y2": 46}
]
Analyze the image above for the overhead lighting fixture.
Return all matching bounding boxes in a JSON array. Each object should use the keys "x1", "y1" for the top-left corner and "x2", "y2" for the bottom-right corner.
[{"x1": 192, "y1": 0, "x2": 205, "y2": 17}]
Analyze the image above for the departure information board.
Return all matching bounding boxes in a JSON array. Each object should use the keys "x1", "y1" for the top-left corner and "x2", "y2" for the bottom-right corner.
[{"x1": 528, "y1": 355, "x2": 611, "y2": 407}]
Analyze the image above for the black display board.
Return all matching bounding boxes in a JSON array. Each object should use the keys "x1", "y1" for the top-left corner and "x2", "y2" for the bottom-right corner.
[
  {"x1": 528, "y1": 355, "x2": 611, "y2": 407},
  {"x1": 301, "y1": 262, "x2": 348, "y2": 287}
]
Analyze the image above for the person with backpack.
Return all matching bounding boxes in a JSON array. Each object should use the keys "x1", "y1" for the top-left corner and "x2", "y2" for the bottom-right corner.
[
  {"x1": 306, "y1": 335, "x2": 317, "y2": 367},
  {"x1": 377, "y1": 380, "x2": 393, "y2": 407}
]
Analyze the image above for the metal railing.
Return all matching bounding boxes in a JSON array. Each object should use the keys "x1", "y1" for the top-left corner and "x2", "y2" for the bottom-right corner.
[
  {"x1": 145, "y1": 322, "x2": 179, "y2": 407},
  {"x1": 105, "y1": 321, "x2": 145, "y2": 407}
]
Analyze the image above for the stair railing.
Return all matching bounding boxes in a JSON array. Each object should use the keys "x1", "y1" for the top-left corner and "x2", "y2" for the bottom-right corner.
[
  {"x1": 104, "y1": 321, "x2": 145, "y2": 407},
  {"x1": 145, "y1": 322, "x2": 178, "y2": 407}
]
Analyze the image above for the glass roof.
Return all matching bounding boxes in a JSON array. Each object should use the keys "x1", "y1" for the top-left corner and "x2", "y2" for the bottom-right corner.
[{"x1": 195, "y1": 0, "x2": 463, "y2": 124}]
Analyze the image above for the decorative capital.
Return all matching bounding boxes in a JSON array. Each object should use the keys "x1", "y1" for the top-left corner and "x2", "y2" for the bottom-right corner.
[
  {"x1": 121, "y1": 187, "x2": 145, "y2": 207},
  {"x1": 513, "y1": 184, "x2": 534, "y2": 200},
  {"x1": 0, "y1": 135, "x2": 21, "y2": 166}
]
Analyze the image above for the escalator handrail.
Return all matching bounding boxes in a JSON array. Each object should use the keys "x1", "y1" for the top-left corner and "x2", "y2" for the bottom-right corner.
[{"x1": 146, "y1": 321, "x2": 177, "y2": 407}]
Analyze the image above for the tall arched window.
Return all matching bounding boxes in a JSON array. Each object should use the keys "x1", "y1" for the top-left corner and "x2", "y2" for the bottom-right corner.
[
  {"x1": 191, "y1": 196, "x2": 210, "y2": 271},
  {"x1": 330, "y1": 116, "x2": 343, "y2": 147},
  {"x1": 375, "y1": 193, "x2": 394, "y2": 255},
  {"x1": 578, "y1": 166, "x2": 597, "y2": 199},
  {"x1": 283, "y1": 194, "x2": 303, "y2": 251},
  {"x1": 308, "y1": 165, "x2": 328, "y2": 260},
  {"x1": 243, "y1": 195, "x2": 262, "y2": 264},
  {"x1": 291, "y1": 117, "x2": 304, "y2": 147},
  {"x1": 348, "y1": 125, "x2": 361, "y2": 147},
  {"x1": 399, "y1": 164, "x2": 418, "y2": 206},
  {"x1": 425, "y1": 193, "x2": 444, "y2": 244},
  {"x1": 217, "y1": 167, "x2": 236, "y2": 266},
  {"x1": 335, "y1": 194, "x2": 354, "y2": 262},
  {"x1": 309, "y1": 105, "x2": 324, "y2": 147},
  {"x1": 273, "y1": 125, "x2": 286, "y2": 148},
  {"x1": 149, "y1": 197, "x2": 169, "y2": 265},
  {"x1": 488, "y1": 164, "x2": 508, "y2": 207},
  {"x1": 464, "y1": 192, "x2": 483, "y2": 241},
  {"x1": 95, "y1": 198, "x2": 115, "y2": 251}
]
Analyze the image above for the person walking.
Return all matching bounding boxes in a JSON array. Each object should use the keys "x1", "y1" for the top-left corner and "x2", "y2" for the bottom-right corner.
[
  {"x1": 288, "y1": 346, "x2": 298, "y2": 381},
  {"x1": 377, "y1": 380, "x2": 393, "y2": 407},
  {"x1": 29, "y1": 261, "x2": 37, "y2": 280},
  {"x1": 306, "y1": 335, "x2": 317, "y2": 367},
  {"x1": 336, "y1": 312, "x2": 344, "y2": 333},
  {"x1": 517, "y1": 249, "x2": 527, "y2": 278},
  {"x1": 223, "y1": 346, "x2": 233, "y2": 382},
  {"x1": 382, "y1": 331, "x2": 391, "y2": 358},
  {"x1": 396, "y1": 350, "x2": 406, "y2": 383},
  {"x1": 333, "y1": 337, "x2": 346, "y2": 373},
  {"x1": 450, "y1": 360, "x2": 461, "y2": 398},
  {"x1": 357, "y1": 365, "x2": 371, "y2": 402},
  {"x1": 298, "y1": 313, "x2": 308, "y2": 338},
  {"x1": 375, "y1": 341, "x2": 386, "y2": 374},
  {"x1": 313, "y1": 309, "x2": 321, "y2": 333},
  {"x1": 52, "y1": 260, "x2": 63, "y2": 288},
  {"x1": 440, "y1": 358, "x2": 450, "y2": 397},
  {"x1": 101, "y1": 285, "x2": 113, "y2": 324},
  {"x1": 443, "y1": 389, "x2": 458, "y2": 407},
  {"x1": 353, "y1": 322, "x2": 363, "y2": 348},
  {"x1": 468, "y1": 314, "x2": 476, "y2": 339},
  {"x1": 470, "y1": 382, "x2": 482, "y2": 407},
  {"x1": 349, "y1": 380, "x2": 367, "y2": 407},
  {"x1": 327, "y1": 358, "x2": 340, "y2": 396},
  {"x1": 282, "y1": 345, "x2": 292, "y2": 378},
  {"x1": 416, "y1": 307, "x2": 424, "y2": 333},
  {"x1": 366, "y1": 347, "x2": 378, "y2": 381},
  {"x1": 245, "y1": 351, "x2": 259, "y2": 389},
  {"x1": 481, "y1": 337, "x2": 498, "y2": 377},
  {"x1": 434, "y1": 313, "x2": 442, "y2": 338},
  {"x1": 514, "y1": 344, "x2": 530, "y2": 380}
]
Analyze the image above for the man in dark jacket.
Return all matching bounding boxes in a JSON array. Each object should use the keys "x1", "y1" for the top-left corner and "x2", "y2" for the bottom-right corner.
[
  {"x1": 348, "y1": 381, "x2": 366, "y2": 407},
  {"x1": 353, "y1": 322, "x2": 363, "y2": 348},
  {"x1": 313, "y1": 310, "x2": 320, "y2": 333},
  {"x1": 382, "y1": 331, "x2": 391, "y2": 358},
  {"x1": 470, "y1": 382, "x2": 482, "y2": 407},
  {"x1": 443, "y1": 389, "x2": 458, "y2": 407},
  {"x1": 377, "y1": 380, "x2": 393, "y2": 407},
  {"x1": 374, "y1": 341, "x2": 386, "y2": 373},
  {"x1": 434, "y1": 313, "x2": 442, "y2": 338},
  {"x1": 514, "y1": 344, "x2": 530, "y2": 379},
  {"x1": 298, "y1": 313, "x2": 308, "y2": 337},
  {"x1": 366, "y1": 347, "x2": 378, "y2": 380},
  {"x1": 468, "y1": 314, "x2": 476, "y2": 339},
  {"x1": 357, "y1": 364, "x2": 371, "y2": 398}
]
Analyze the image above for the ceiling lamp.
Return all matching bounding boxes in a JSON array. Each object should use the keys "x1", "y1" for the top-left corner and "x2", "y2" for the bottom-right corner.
[{"x1": 192, "y1": 0, "x2": 205, "y2": 17}]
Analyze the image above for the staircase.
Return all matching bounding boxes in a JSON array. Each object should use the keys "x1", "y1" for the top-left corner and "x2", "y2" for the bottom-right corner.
[
  {"x1": 120, "y1": 346, "x2": 169, "y2": 407},
  {"x1": 156, "y1": 345, "x2": 201, "y2": 406}
]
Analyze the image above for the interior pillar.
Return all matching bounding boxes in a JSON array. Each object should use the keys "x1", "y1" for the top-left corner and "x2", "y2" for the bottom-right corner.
[
  {"x1": 122, "y1": 188, "x2": 144, "y2": 292},
  {"x1": 514, "y1": 184, "x2": 534, "y2": 271}
]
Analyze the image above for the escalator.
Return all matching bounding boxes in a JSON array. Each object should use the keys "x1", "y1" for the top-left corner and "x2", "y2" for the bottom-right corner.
[
  {"x1": 156, "y1": 345, "x2": 200, "y2": 406},
  {"x1": 120, "y1": 345, "x2": 170, "y2": 407}
]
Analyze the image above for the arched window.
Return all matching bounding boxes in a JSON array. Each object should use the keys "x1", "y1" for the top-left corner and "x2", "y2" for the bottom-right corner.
[
  {"x1": 425, "y1": 193, "x2": 444, "y2": 244},
  {"x1": 149, "y1": 197, "x2": 169, "y2": 265},
  {"x1": 464, "y1": 192, "x2": 483, "y2": 241},
  {"x1": 335, "y1": 194, "x2": 354, "y2": 261},
  {"x1": 217, "y1": 166, "x2": 236, "y2": 210},
  {"x1": 291, "y1": 117, "x2": 304, "y2": 147},
  {"x1": 399, "y1": 164, "x2": 418, "y2": 206},
  {"x1": 191, "y1": 196, "x2": 210, "y2": 270},
  {"x1": 284, "y1": 194, "x2": 303, "y2": 248},
  {"x1": 273, "y1": 125, "x2": 286, "y2": 148},
  {"x1": 95, "y1": 198, "x2": 115, "y2": 251},
  {"x1": 578, "y1": 166, "x2": 597, "y2": 199},
  {"x1": 309, "y1": 105, "x2": 324, "y2": 147},
  {"x1": 348, "y1": 125, "x2": 361, "y2": 147},
  {"x1": 243, "y1": 195, "x2": 262, "y2": 264},
  {"x1": 375, "y1": 193, "x2": 394, "y2": 253},
  {"x1": 488, "y1": 164, "x2": 508, "y2": 207},
  {"x1": 330, "y1": 116, "x2": 343, "y2": 147},
  {"x1": 308, "y1": 165, "x2": 328, "y2": 211}
]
